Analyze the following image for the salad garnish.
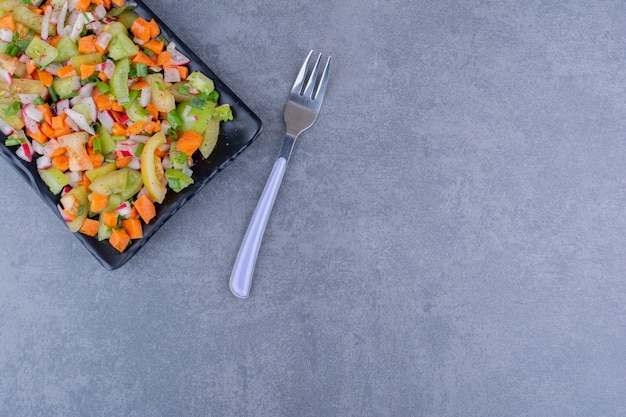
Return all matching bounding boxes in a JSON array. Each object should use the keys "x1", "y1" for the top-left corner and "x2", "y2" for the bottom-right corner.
[{"x1": 0, "y1": 0, "x2": 232, "y2": 253}]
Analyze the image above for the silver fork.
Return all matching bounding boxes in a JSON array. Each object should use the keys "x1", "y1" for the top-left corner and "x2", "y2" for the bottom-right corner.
[{"x1": 229, "y1": 50, "x2": 331, "y2": 299}]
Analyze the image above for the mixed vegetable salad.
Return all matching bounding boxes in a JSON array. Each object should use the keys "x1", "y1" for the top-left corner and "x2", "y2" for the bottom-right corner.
[{"x1": 0, "y1": 0, "x2": 232, "y2": 253}]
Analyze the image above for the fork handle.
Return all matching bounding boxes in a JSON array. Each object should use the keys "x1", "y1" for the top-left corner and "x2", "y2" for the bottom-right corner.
[{"x1": 230, "y1": 155, "x2": 288, "y2": 298}]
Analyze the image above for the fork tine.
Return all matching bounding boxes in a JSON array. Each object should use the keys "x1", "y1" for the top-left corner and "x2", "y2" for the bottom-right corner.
[
  {"x1": 314, "y1": 55, "x2": 331, "y2": 100},
  {"x1": 302, "y1": 52, "x2": 322, "y2": 97},
  {"x1": 291, "y1": 50, "x2": 313, "y2": 95}
]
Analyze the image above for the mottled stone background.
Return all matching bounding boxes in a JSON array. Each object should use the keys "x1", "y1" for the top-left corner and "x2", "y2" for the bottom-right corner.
[{"x1": 2, "y1": 1, "x2": 626, "y2": 416}]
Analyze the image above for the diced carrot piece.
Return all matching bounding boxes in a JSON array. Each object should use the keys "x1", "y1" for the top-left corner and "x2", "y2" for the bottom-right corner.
[
  {"x1": 57, "y1": 65, "x2": 77, "y2": 78},
  {"x1": 132, "y1": 51, "x2": 156, "y2": 66},
  {"x1": 133, "y1": 194, "x2": 156, "y2": 224},
  {"x1": 109, "y1": 229, "x2": 131, "y2": 252},
  {"x1": 78, "y1": 35, "x2": 96, "y2": 53},
  {"x1": 130, "y1": 80, "x2": 149, "y2": 90},
  {"x1": 175, "y1": 130, "x2": 203, "y2": 156},
  {"x1": 26, "y1": 59, "x2": 37, "y2": 75},
  {"x1": 29, "y1": 129, "x2": 48, "y2": 144},
  {"x1": 77, "y1": 172, "x2": 91, "y2": 187},
  {"x1": 89, "y1": 152, "x2": 104, "y2": 168},
  {"x1": 128, "y1": 205, "x2": 139, "y2": 219},
  {"x1": 121, "y1": 218, "x2": 143, "y2": 239},
  {"x1": 143, "y1": 121, "x2": 160, "y2": 134},
  {"x1": 103, "y1": 0, "x2": 111, "y2": 8},
  {"x1": 37, "y1": 69, "x2": 53, "y2": 87},
  {"x1": 40, "y1": 122, "x2": 54, "y2": 139},
  {"x1": 148, "y1": 19, "x2": 160, "y2": 39},
  {"x1": 177, "y1": 66, "x2": 188, "y2": 81},
  {"x1": 47, "y1": 36, "x2": 62, "y2": 47},
  {"x1": 112, "y1": 0, "x2": 124, "y2": 7},
  {"x1": 111, "y1": 123, "x2": 127, "y2": 136},
  {"x1": 79, "y1": 218, "x2": 99, "y2": 236},
  {"x1": 52, "y1": 154, "x2": 69, "y2": 171},
  {"x1": 98, "y1": 71, "x2": 108, "y2": 81},
  {"x1": 94, "y1": 94, "x2": 114, "y2": 111},
  {"x1": 38, "y1": 104, "x2": 53, "y2": 125},
  {"x1": 75, "y1": 0, "x2": 92, "y2": 12},
  {"x1": 115, "y1": 155, "x2": 132, "y2": 168},
  {"x1": 157, "y1": 51, "x2": 172, "y2": 68},
  {"x1": 127, "y1": 121, "x2": 144, "y2": 135},
  {"x1": 145, "y1": 103, "x2": 159, "y2": 121},
  {"x1": 90, "y1": 192, "x2": 108, "y2": 213},
  {"x1": 54, "y1": 127, "x2": 73, "y2": 138},
  {"x1": 0, "y1": 13, "x2": 16, "y2": 31},
  {"x1": 131, "y1": 17, "x2": 151, "y2": 41},
  {"x1": 80, "y1": 63, "x2": 96, "y2": 79},
  {"x1": 49, "y1": 145, "x2": 67, "y2": 158},
  {"x1": 111, "y1": 101, "x2": 124, "y2": 112},
  {"x1": 63, "y1": 209, "x2": 77, "y2": 222},
  {"x1": 143, "y1": 40, "x2": 164, "y2": 55},
  {"x1": 51, "y1": 115, "x2": 66, "y2": 131},
  {"x1": 102, "y1": 211, "x2": 118, "y2": 228}
]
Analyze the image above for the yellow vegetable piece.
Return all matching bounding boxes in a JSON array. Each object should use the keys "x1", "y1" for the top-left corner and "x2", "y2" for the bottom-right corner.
[{"x1": 141, "y1": 131, "x2": 167, "y2": 204}]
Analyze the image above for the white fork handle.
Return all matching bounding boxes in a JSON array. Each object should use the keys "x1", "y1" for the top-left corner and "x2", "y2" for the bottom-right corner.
[{"x1": 230, "y1": 156, "x2": 288, "y2": 298}]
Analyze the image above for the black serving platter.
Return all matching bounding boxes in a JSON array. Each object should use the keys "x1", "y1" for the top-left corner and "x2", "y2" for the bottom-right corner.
[{"x1": 0, "y1": 0, "x2": 262, "y2": 270}]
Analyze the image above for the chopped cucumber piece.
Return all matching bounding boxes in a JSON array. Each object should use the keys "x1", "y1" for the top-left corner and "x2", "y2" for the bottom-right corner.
[
  {"x1": 108, "y1": 32, "x2": 138, "y2": 61},
  {"x1": 110, "y1": 57, "x2": 130, "y2": 104},
  {"x1": 52, "y1": 77, "x2": 75, "y2": 99},
  {"x1": 38, "y1": 167, "x2": 69, "y2": 195},
  {"x1": 25, "y1": 37, "x2": 58, "y2": 68},
  {"x1": 165, "y1": 168, "x2": 194, "y2": 192},
  {"x1": 187, "y1": 72, "x2": 215, "y2": 95},
  {"x1": 53, "y1": 36, "x2": 79, "y2": 63}
]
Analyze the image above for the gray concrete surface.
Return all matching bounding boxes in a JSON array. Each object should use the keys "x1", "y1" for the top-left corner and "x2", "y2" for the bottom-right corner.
[{"x1": 2, "y1": 1, "x2": 626, "y2": 415}]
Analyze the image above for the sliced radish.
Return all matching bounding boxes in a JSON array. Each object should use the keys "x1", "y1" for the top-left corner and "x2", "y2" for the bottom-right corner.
[
  {"x1": 127, "y1": 157, "x2": 141, "y2": 170},
  {"x1": 43, "y1": 138, "x2": 61, "y2": 157},
  {"x1": 0, "y1": 29, "x2": 13, "y2": 43},
  {"x1": 0, "y1": 118, "x2": 15, "y2": 135},
  {"x1": 56, "y1": 0, "x2": 69, "y2": 35},
  {"x1": 41, "y1": 6, "x2": 52, "y2": 40},
  {"x1": 65, "y1": 116, "x2": 79, "y2": 131},
  {"x1": 0, "y1": 69, "x2": 13, "y2": 85},
  {"x1": 93, "y1": 4, "x2": 107, "y2": 20},
  {"x1": 163, "y1": 67, "x2": 181, "y2": 83},
  {"x1": 79, "y1": 82, "x2": 94, "y2": 98},
  {"x1": 68, "y1": 170, "x2": 82, "y2": 187},
  {"x1": 37, "y1": 156, "x2": 53, "y2": 169},
  {"x1": 115, "y1": 201, "x2": 133, "y2": 219},
  {"x1": 167, "y1": 43, "x2": 190, "y2": 66},
  {"x1": 129, "y1": 135, "x2": 150, "y2": 143},
  {"x1": 55, "y1": 99, "x2": 70, "y2": 115},
  {"x1": 95, "y1": 31, "x2": 112, "y2": 51},
  {"x1": 140, "y1": 86, "x2": 151, "y2": 108},
  {"x1": 114, "y1": 149, "x2": 133, "y2": 159},
  {"x1": 18, "y1": 94, "x2": 40, "y2": 105},
  {"x1": 16, "y1": 142, "x2": 33, "y2": 162},
  {"x1": 32, "y1": 140, "x2": 45, "y2": 156},
  {"x1": 161, "y1": 155, "x2": 172, "y2": 169},
  {"x1": 101, "y1": 59, "x2": 115, "y2": 79},
  {"x1": 22, "y1": 108, "x2": 41, "y2": 134},
  {"x1": 44, "y1": 62, "x2": 62, "y2": 76},
  {"x1": 117, "y1": 112, "x2": 129, "y2": 125},
  {"x1": 64, "y1": 108, "x2": 95, "y2": 135},
  {"x1": 23, "y1": 104, "x2": 44, "y2": 122},
  {"x1": 71, "y1": 75, "x2": 81, "y2": 91},
  {"x1": 98, "y1": 110, "x2": 115, "y2": 133}
]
